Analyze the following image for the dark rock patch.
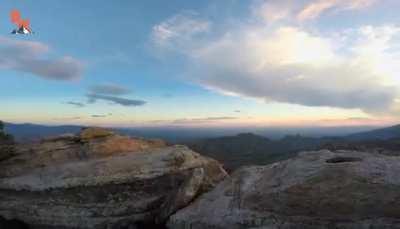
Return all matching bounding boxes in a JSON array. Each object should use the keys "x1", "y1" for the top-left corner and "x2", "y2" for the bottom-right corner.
[
  {"x1": 0, "y1": 216, "x2": 29, "y2": 229},
  {"x1": 326, "y1": 156, "x2": 362, "y2": 163}
]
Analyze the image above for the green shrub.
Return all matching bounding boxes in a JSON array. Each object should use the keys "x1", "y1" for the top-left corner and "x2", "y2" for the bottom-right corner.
[
  {"x1": 0, "y1": 121, "x2": 12, "y2": 141},
  {"x1": 0, "y1": 121, "x2": 15, "y2": 160}
]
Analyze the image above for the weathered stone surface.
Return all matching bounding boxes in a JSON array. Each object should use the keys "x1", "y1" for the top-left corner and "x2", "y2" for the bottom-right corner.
[
  {"x1": 0, "y1": 128, "x2": 227, "y2": 229},
  {"x1": 0, "y1": 216, "x2": 28, "y2": 229},
  {"x1": 79, "y1": 127, "x2": 114, "y2": 141},
  {"x1": 0, "y1": 144, "x2": 15, "y2": 162},
  {"x1": 0, "y1": 135, "x2": 15, "y2": 162},
  {"x1": 168, "y1": 150, "x2": 400, "y2": 229}
]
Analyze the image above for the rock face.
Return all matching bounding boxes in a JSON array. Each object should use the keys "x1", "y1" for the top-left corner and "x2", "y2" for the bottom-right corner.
[
  {"x1": 0, "y1": 216, "x2": 29, "y2": 229},
  {"x1": 0, "y1": 128, "x2": 227, "y2": 229},
  {"x1": 0, "y1": 143, "x2": 14, "y2": 162},
  {"x1": 0, "y1": 136, "x2": 15, "y2": 162},
  {"x1": 168, "y1": 150, "x2": 400, "y2": 229}
]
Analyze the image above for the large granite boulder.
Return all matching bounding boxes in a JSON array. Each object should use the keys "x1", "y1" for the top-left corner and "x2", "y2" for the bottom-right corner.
[
  {"x1": 0, "y1": 128, "x2": 227, "y2": 229},
  {"x1": 168, "y1": 150, "x2": 400, "y2": 229}
]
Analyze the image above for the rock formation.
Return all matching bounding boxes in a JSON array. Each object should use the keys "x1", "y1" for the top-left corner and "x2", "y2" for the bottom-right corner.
[
  {"x1": 168, "y1": 150, "x2": 400, "y2": 229},
  {"x1": 0, "y1": 123, "x2": 15, "y2": 162},
  {"x1": 0, "y1": 216, "x2": 28, "y2": 229},
  {"x1": 0, "y1": 128, "x2": 227, "y2": 229},
  {"x1": 0, "y1": 143, "x2": 14, "y2": 162},
  {"x1": 4, "y1": 127, "x2": 400, "y2": 229}
]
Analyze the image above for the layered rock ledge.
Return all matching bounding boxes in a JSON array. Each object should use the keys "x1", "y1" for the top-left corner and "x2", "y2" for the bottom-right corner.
[
  {"x1": 168, "y1": 150, "x2": 400, "y2": 229},
  {"x1": 0, "y1": 128, "x2": 227, "y2": 229}
]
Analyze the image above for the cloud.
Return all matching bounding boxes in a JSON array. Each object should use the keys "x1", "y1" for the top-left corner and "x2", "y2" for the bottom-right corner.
[
  {"x1": 53, "y1": 117, "x2": 81, "y2": 121},
  {"x1": 150, "y1": 116, "x2": 238, "y2": 125},
  {"x1": 253, "y1": 0, "x2": 377, "y2": 23},
  {"x1": 89, "y1": 83, "x2": 131, "y2": 95},
  {"x1": 173, "y1": 116, "x2": 237, "y2": 123},
  {"x1": 317, "y1": 116, "x2": 397, "y2": 126},
  {"x1": 253, "y1": 0, "x2": 294, "y2": 23},
  {"x1": 85, "y1": 83, "x2": 144, "y2": 107},
  {"x1": 151, "y1": 11, "x2": 211, "y2": 50},
  {"x1": 152, "y1": 8, "x2": 400, "y2": 115},
  {"x1": 91, "y1": 113, "x2": 112, "y2": 118},
  {"x1": 91, "y1": 114, "x2": 107, "y2": 118},
  {"x1": 0, "y1": 37, "x2": 84, "y2": 81},
  {"x1": 87, "y1": 93, "x2": 146, "y2": 107},
  {"x1": 65, "y1": 101, "x2": 85, "y2": 108},
  {"x1": 297, "y1": 0, "x2": 376, "y2": 21},
  {"x1": 191, "y1": 27, "x2": 398, "y2": 113},
  {"x1": 297, "y1": 0, "x2": 339, "y2": 21}
]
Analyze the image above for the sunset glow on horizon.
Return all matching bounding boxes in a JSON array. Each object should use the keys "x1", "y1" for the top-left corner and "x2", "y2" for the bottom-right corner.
[{"x1": 1, "y1": 0, "x2": 400, "y2": 128}]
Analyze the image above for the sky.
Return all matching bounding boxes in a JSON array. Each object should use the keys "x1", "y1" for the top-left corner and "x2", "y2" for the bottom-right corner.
[{"x1": 1, "y1": 0, "x2": 400, "y2": 128}]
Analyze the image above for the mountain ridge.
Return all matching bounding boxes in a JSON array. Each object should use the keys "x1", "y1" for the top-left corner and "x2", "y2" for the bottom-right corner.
[
  {"x1": 347, "y1": 124, "x2": 400, "y2": 140},
  {"x1": 5, "y1": 122, "x2": 397, "y2": 142}
]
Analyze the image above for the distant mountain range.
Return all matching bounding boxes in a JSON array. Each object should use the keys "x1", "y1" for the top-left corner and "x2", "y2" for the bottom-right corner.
[
  {"x1": 186, "y1": 133, "x2": 325, "y2": 171},
  {"x1": 5, "y1": 122, "x2": 397, "y2": 142},
  {"x1": 4, "y1": 123, "x2": 82, "y2": 142},
  {"x1": 4, "y1": 122, "x2": 400, "y2": 142},
  {"x1": 185, "y1": 125, "x2": 400, "y2": 171},
  {"x1": 347, "y1": 124, "x2": 400, "y2": 140},
  {"x1": 3, "y1": 122, "x2": 400, "y2": 171}
]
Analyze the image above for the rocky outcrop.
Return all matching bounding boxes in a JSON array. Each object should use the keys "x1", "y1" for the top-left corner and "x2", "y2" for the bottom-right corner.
[
  {"x1": 0, "y1": 128, "x2": 227, "y2": 229},
  {"x1": 0, "y1": 143, "x2": 15, "y2": 162},
  {"x1": 0, "y1": 135, "x2": 15, "y2": 162},
  {"x1": 168, "y1": 150, "x2": 400, "y2": 229},
  {"x1": 0, "y1": 216, "x2": 28, "y2": 229}
]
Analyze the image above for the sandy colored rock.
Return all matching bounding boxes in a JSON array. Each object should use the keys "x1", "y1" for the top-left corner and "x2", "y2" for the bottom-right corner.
[
  {"x1": 88, "y1": 135, "x2": 167, "y2": 157},
  {"x1": 0, "y1": 128, "x2": 227, "y2": 229},
  {"x1": 168, "y1": 150, "x2": 400, "y2": 229},
  {"x1": 79, "y1": 127, "x2": 114, "y2": 141}
]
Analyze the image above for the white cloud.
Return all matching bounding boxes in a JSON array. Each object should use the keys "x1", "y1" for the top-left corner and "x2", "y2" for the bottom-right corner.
[
  {"x1": 297, "y1": 0, "x2": 338, "y2": 21},
  {"x1": 254, "y1": 0, "x2": 377, "y2": 23},
  {"x1": 298, "y1": 0, "x2": 376, "y2": 21},
  {"x1": 253, "y1": 0, "x2": 294, "y2": 23},
  {"x1": 189, "y1": 26, "x2": 399, "y2": 113},
  {"x1": 151, "y1": 11, "x2": 211, "y2": 50},
  {"x1": 148, "y1": 116, "x2": 238, "y2": 125},
  {"x1": 151, "y1": 2, "x2": 400, "y2": 115}
]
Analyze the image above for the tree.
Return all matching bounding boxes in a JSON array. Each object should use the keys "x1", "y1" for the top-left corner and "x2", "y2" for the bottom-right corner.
[
  {"x1": 0, "y1": 120, "x2": 13, "y2": 142},
  {"x1": 0, "y1": 121, "x2": 14, "y2": 160},
  {"x1": 0, "y1": 120, "x2": 5, "y2": 139}
]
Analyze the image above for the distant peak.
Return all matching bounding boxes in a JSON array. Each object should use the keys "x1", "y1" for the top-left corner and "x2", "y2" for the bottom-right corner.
[
  {"x1": 237, "y1": 133, "x2": 257, "y2": 137},
  {"x1": 235, "y1": 133, "x2": 270, "y2": 140}
]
